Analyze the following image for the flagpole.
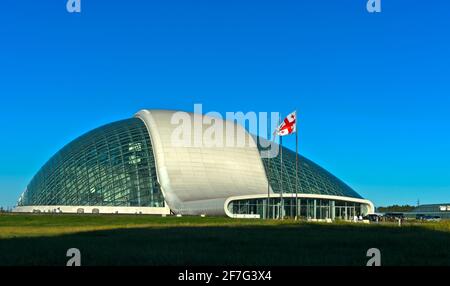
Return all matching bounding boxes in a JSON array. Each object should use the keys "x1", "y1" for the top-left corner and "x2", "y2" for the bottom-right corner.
[
  {"x1": 267, "y1": 150, "x2": 271, "y2": 219},
  {"x1": 275, "y1": 111, "x2": 296, "y2": 220},
  {"x1": 276, "y1": 114, "x2": 283, "y2": 220},
  {"x1": 266, "y1": 118, "x2": 271, "y2": 219},
  {"x1": 280, "y1": 133, "x2": 283, "y2": 220},
  {"x1": 295, "y1": 111, "x2": 299, "y2": 220}
]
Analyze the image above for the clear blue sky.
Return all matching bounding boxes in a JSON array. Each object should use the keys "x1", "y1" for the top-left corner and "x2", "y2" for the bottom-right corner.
[{"x1": 1, "y1": 0, "x2": 449, "y2": 208}]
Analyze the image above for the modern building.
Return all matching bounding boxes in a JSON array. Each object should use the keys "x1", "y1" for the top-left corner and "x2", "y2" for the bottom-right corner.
[
  {"x1": 14, "y1": 109, "x2": 374, "y2": 219},
  {"x1": 405, "y1": 204, "x2": 450, "y2": 220}
]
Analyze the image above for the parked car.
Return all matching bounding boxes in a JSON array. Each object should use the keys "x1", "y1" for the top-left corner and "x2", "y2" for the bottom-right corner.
[
  {"x1": 416, "y1": 214, "x2": 426, "y2": 220},
  {"x1": 423, "y1": 216, "x2": 441, "y2": 222},
  {"x1": 363, "y1": 214, "x2": 382, "y2": 222},
  {"x1": 384, "y1": 212, "x2": 404, "y2": 221}
]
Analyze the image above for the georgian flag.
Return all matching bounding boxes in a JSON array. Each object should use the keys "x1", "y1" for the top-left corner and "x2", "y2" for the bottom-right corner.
[{"x1": 276, "y1": 111, "x2": 296, "y2": 136}]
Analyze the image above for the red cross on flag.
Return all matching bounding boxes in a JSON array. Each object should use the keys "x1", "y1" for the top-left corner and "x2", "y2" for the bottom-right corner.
[{"x1": 276, "y1": 111, "x2": 296, "y2": 136}]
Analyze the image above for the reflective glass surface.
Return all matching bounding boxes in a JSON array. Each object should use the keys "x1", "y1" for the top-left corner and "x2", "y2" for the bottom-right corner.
[
  {"x1": 19, "y1": 118, "x2": 164, "y2": 207},
  {"x1": 228, "y1": 198, "x2": 363, "y2": 220},
  {"x1": 258, "y1": 138, "x2": 362, "y2": 199}
]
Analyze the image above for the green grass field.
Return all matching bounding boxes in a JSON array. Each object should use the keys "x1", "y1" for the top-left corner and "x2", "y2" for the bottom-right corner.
[{"x1": 0, "y1": 214, "x2": 449, "y2": 266}]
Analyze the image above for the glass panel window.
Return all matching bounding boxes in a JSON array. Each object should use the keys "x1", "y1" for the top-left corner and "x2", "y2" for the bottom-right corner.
[{"x1": 21, "y1": 119, "x2": 164, "y2": 208}]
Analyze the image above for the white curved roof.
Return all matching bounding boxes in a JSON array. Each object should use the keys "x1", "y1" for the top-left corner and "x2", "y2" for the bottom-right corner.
[{"x1": 135, "y1": 109, "x2": 270, "y2": 215}]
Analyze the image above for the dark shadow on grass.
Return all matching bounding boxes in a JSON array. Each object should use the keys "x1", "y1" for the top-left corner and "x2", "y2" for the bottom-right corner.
[{"x1": 0, "y1": 224, "x2": 449, "y2": 266}]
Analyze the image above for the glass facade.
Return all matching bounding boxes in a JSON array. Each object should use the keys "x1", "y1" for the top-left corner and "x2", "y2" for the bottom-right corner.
[
  {"x1": 18, "y1": 118, "x2": 165, "y2": 207},
  {"x1": 228, "y1": 198, "x2": 363, "y2": 220},
  {"x1": 259, "y1": 139, "x2": 362, "y2": 199},
  {"x1": 227, "y1": 138, "x2": 368, "y2": 220}
]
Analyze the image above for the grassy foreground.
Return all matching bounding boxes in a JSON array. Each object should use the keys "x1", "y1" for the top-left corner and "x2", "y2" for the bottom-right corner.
[{"x1": 0, "y1": 214, "x2": 449, "y2": 266}]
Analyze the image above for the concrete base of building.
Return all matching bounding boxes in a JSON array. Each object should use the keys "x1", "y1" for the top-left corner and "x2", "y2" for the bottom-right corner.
[{"x1": 13, "y1": 205, "x2": 171, "y2": 215}]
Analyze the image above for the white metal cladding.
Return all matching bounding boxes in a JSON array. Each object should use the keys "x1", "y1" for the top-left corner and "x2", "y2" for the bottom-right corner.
[{"x1": 135, "y1": 109, "x2": 270, "y2": 215}]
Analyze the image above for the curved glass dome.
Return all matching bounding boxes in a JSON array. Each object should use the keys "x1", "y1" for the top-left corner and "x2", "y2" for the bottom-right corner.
[
  {"x1": 259, "y1": 139, "x2": 362, "y2": 199},
  {"x1": 19, "y1": 118, "x2": 164, "y2": 207}
]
